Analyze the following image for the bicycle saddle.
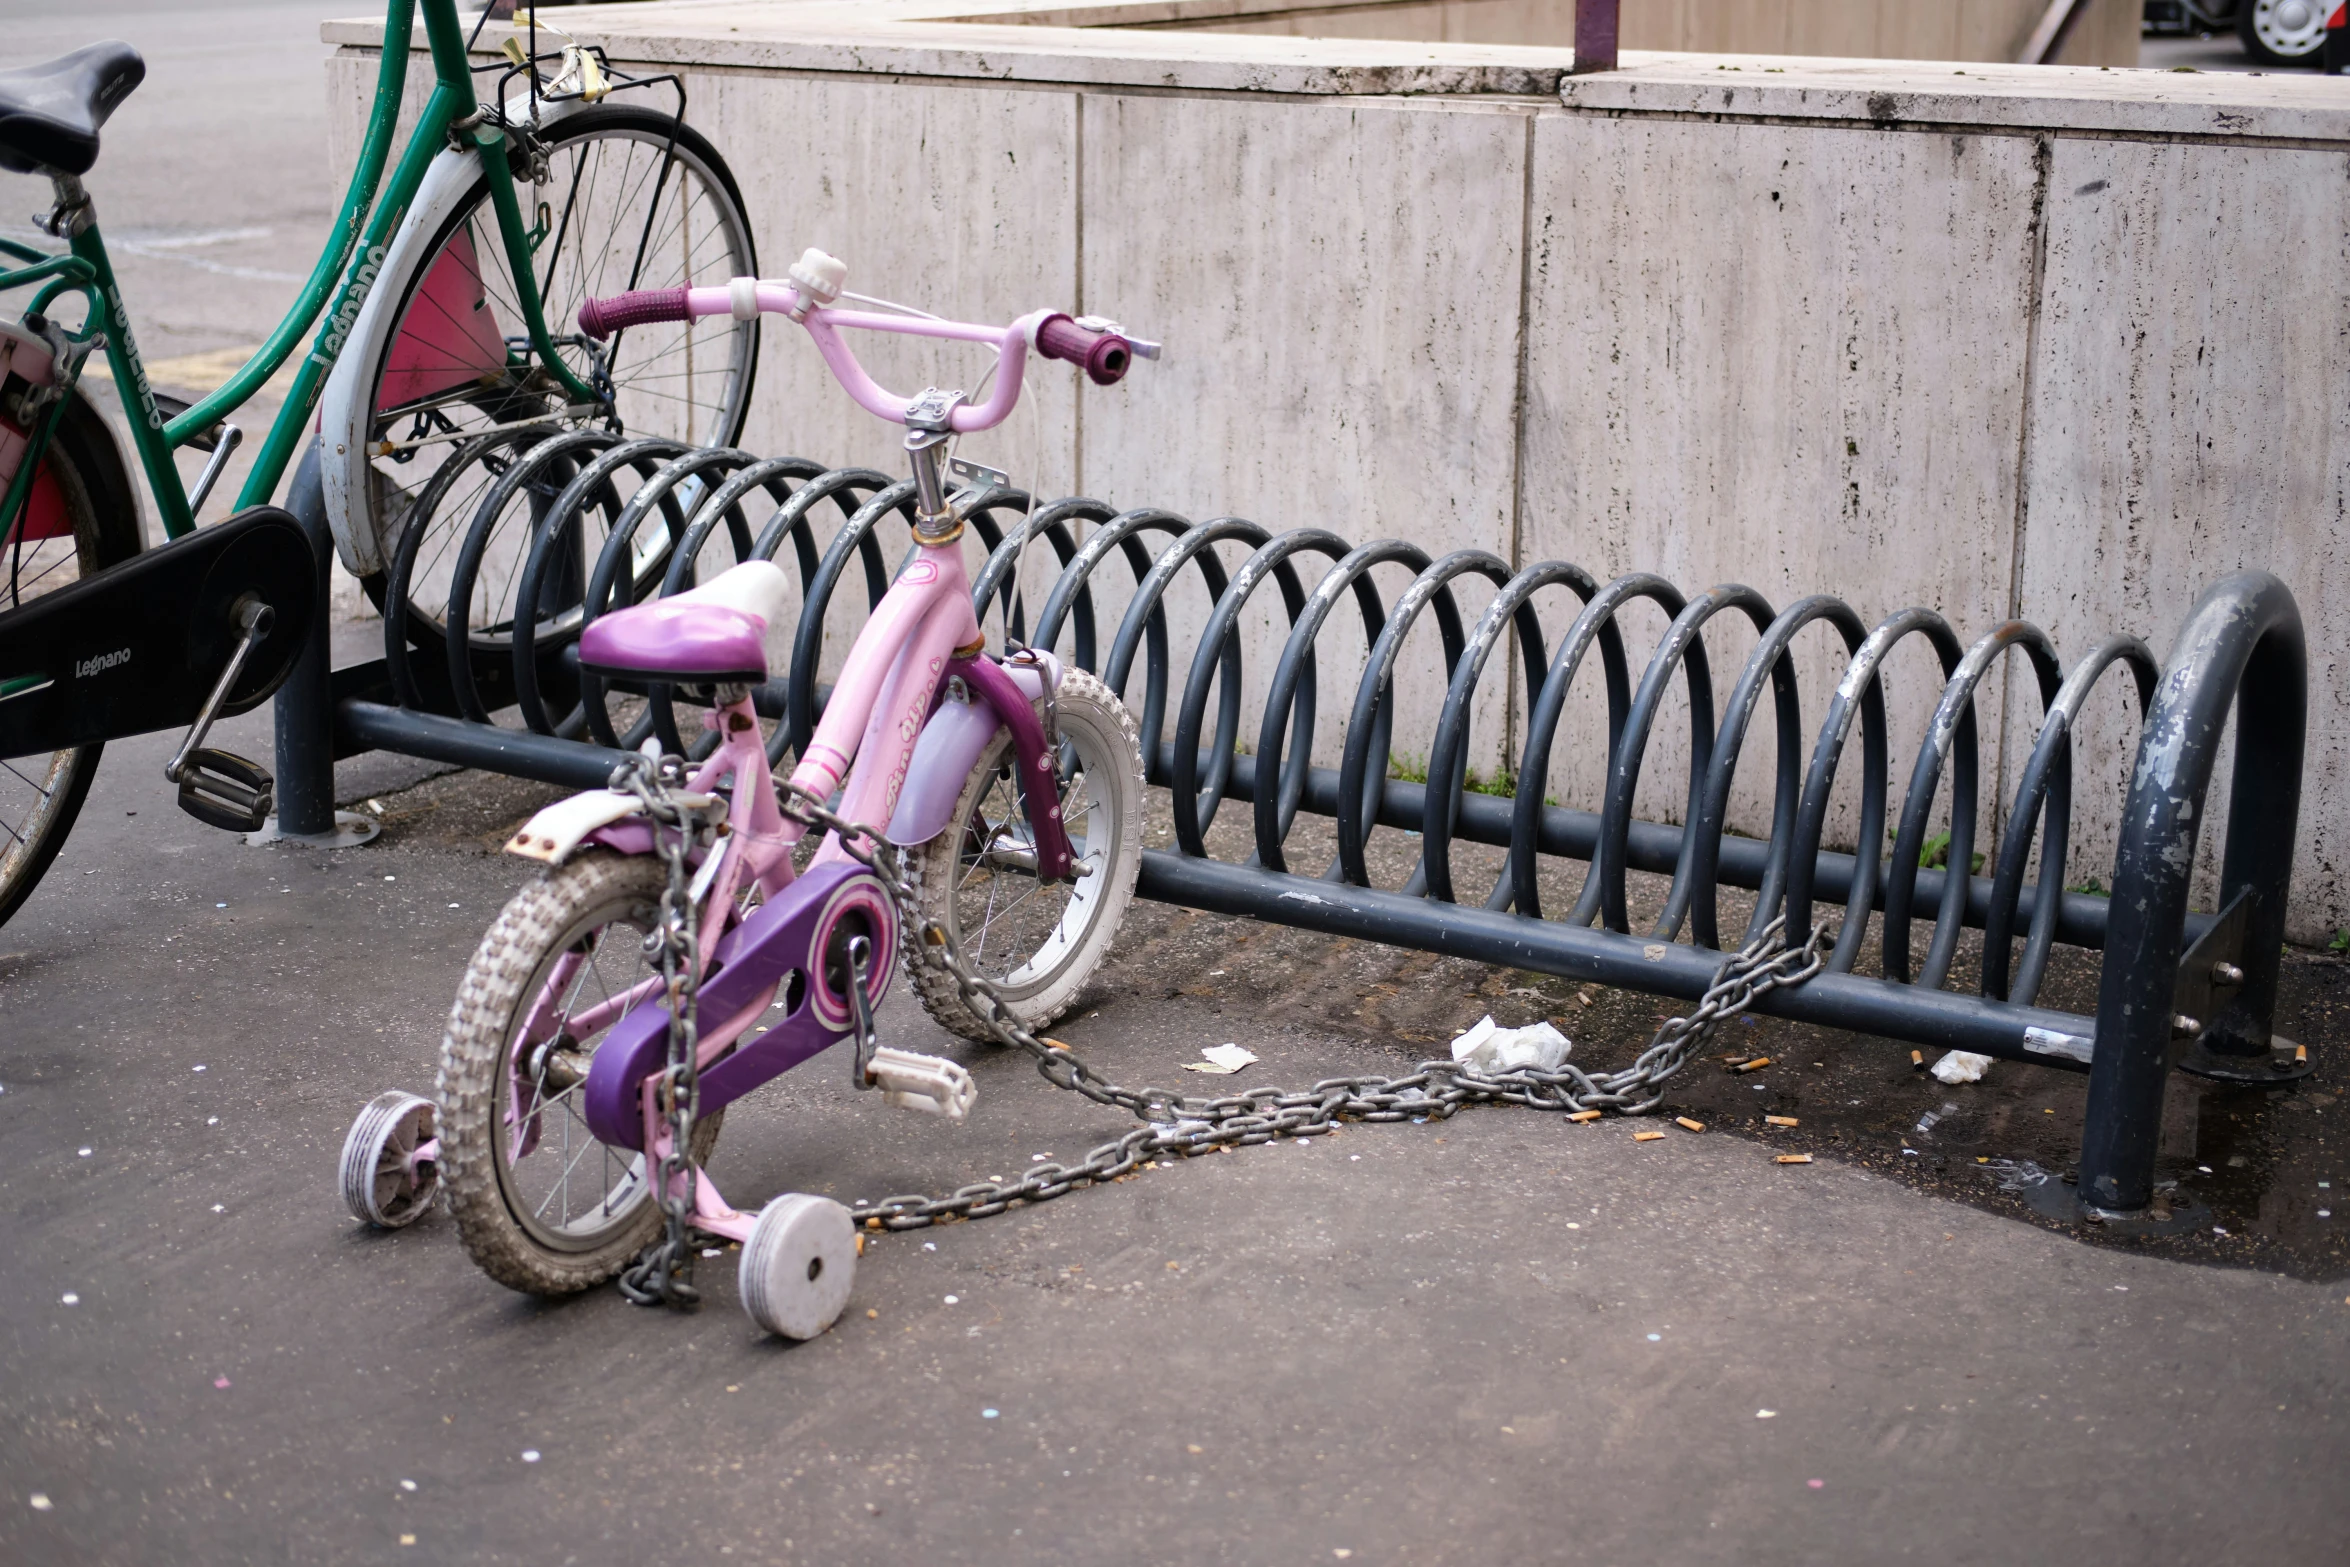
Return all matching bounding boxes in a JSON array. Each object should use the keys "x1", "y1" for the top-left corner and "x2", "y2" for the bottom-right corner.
[
  {"x1": 0, "y1": 41, "x2": 144, "y2": 176},
  {"x1": 578, "y1": 560, "x2": 794, "y2": 685}
]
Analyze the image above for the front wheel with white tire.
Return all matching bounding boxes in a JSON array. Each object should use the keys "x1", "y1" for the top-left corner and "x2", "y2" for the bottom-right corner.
[
  {"x1": 904, "y1": 668, "x2": 1144, "y2": 1042},
  {"x1": 739, "y1": 1193, "x2": 857, "y2": 1340}
]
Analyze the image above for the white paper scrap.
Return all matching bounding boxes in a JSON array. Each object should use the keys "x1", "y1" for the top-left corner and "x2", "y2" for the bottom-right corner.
[
  {"x1": 1449, "y1": 1014, "x2": 1570, "y2": 1074},
  {"x1": 1931, "y1": 1050, "x2": 1994, "y2": 1084},
  {"x1": 1183, "y1": 1043, "x2": 1259, "y2": 1075}
]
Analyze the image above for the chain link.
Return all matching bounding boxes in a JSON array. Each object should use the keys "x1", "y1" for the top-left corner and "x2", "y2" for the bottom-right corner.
[
  {"x1": 613, "y1": 755, "x2": 724, "y2": 1309},
  {"x1": 768, "y1": 779, "x2": 1831, "y2": 1234}
]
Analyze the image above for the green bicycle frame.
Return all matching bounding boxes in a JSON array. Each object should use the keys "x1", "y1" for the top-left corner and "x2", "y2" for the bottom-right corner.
[{"x1": 0, "y1": 0, "x2": 596, "y2": 547}]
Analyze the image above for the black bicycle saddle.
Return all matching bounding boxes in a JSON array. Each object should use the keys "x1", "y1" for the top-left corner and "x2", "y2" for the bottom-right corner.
[{"x1": 0, "y1": 41, "x2": 144, "y2": 177}]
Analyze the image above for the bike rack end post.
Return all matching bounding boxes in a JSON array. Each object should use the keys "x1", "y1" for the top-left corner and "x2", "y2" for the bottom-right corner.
[
  {"x1": 263, "y1": 439, "x2": 374, "y2": 848},
  {"x1": 2077, "y1": 572, "x2": 2305, "y2": 1214}
]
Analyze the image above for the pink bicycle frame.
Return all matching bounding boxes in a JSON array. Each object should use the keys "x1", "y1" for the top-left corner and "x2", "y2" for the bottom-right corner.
[{"x1": 554, "y1": 279, "x2": 1123, "y2": 1237}]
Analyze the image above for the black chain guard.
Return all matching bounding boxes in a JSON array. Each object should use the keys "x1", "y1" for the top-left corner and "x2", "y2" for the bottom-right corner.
[{"x1": 0, "y1": 504, "x2": 315, "y2": 760}]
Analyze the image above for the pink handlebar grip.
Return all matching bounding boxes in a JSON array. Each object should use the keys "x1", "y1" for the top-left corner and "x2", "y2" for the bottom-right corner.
[
  {"x1": 577, "y1": 287, "x2": 693, "y2": 341},
  {"x1": 1035, "y1": 313, "x2": 1132, "y2": 387}
]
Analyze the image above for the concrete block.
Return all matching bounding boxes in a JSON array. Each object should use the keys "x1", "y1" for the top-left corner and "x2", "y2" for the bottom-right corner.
[
  {"x1": 1079, "y1": 91, "x2": 1532, "y2": 780},
  {"x1": 1520, "y1": 110, "x2": 2041, "y2": 872},
  {"x1": 2017, "y1": 136, "x2": 2350, "y2": 943}
]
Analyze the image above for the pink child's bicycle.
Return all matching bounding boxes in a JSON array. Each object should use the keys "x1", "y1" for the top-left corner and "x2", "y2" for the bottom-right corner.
[{"x1": 339, "y1": 250, "x2": 1155, "y2": 1339}]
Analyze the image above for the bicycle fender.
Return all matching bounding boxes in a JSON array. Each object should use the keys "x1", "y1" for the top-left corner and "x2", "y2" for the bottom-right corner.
[
  {"x1": 505, "y1": 787, "x2": 645, "y2": 864},
  {"x1": 503, "y1": 784, "x2": 721, "y2": 864},
  {"x1": 319, "y1": 96, "x2": 584, "y2": 576},
  {"x1": 883, "y1": 653, "x2": 1059, "y2": 850}
]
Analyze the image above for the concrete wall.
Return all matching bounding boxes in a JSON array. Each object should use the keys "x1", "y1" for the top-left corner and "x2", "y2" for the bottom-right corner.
[
  {"x1": 328, "y1": 4, "x2": 2349, "y2": 942},
  {"x1": 1034, "y1": 0, "x2": 2140, "y2": 68}
]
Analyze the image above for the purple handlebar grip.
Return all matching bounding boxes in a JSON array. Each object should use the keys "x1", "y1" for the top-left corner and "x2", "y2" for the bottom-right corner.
[
  {"x1": 1035, "y1": 313, "x2": 1132, "y2": 387},
  {"x1": 577, "y1": 286, "x2": 692, "y2": 341}
]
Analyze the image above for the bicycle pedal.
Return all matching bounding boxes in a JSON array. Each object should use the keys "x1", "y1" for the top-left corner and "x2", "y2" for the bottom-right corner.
[
  {"x1": 866, "y1": 1046, "x2": 978, "y2": 1122},
  {"x1": 175, "y1": 747, "x2": 273, "y2": 833}
]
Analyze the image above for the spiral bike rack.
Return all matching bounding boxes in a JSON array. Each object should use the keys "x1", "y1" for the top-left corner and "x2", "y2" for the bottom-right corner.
[{"x1": 269, "y1": 435, "x2": 2309, "y2": 1221}]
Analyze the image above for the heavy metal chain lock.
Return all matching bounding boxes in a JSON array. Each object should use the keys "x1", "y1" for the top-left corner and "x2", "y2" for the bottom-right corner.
[
  {"x1": 609, "y1": 747, "x2": 1830, "y2": 1310},
  {"x1": 613, "y1": 755, "x2": 723, "y2": 1309},
  {"x1": 770, "y1": 779, "x2": 1831, "y2": 1234}
]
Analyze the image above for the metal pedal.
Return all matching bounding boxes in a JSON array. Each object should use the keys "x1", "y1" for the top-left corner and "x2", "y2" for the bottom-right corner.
[
  {"x1": 866, "y1": 1046, "x2": 978, "y2": 1122},
  {"x1": 175, "y1": 747, "x2": 274, "y2": 832},
  {"x1": 164, "y1": 593, "x2": 276, "y2": 833}
]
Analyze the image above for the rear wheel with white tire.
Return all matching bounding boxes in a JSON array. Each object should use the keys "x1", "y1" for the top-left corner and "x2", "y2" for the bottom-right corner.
[{"x1": 436, "y1": 852, "x2": 724, "y2": 1296}]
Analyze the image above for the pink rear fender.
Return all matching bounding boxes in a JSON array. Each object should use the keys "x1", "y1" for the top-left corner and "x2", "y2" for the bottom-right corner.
[{"x1": 884, "y1": 652, "x2": 1060, "y2": 848}]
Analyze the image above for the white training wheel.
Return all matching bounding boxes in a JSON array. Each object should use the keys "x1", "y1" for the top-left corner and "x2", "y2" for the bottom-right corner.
[
  {"x1": 739, "y1": 1193, "x2": 857, "y2": 1340},
  {"x1": 339, "y1": 1090, "x2": 441, "y2": 1229}
]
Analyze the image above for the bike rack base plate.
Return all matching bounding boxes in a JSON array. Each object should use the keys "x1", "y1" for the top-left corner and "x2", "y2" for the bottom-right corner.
[
  {"x1": 2019, "y1": 1174, "x2": 2217, "y2": 1235},
  {"x1": 245, "y1": 810, "x2": 379, "y2": 849}
]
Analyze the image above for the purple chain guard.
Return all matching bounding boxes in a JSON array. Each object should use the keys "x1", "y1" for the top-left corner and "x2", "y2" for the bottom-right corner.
[{"x1": 581, "y1": 861, "x2": 896, "y2": 1150}]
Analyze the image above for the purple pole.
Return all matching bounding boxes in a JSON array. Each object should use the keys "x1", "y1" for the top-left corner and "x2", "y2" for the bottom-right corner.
[{"x1": 1571, "y1": 0, "x2": 1620, "y2": 74}]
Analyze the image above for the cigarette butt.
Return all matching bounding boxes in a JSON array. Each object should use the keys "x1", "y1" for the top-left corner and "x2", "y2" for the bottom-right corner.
[
  {"x1": 865, "y1": 1216, "x2": 882, "y2": 1230},
  {"x1": 1776, "y1": 1153, "x2": 1813, "y2": 1165},
  {"x1": 2295, "y1": 1043, "x2": 2308, "y2": 1063},
  {"x1": 1042, "y1": 1037, "x2": 1071, "y2": 1052},
  {"x1": 1910, "y1": 1050, "x2": 1925, "y2": 1068},
  {"x1": 1568, "y1": 1109, "x2": 1603, "y2": 1122},
  {"x1": 1734, "y1": 1057, "x2": 1773, "y2": 1073},
  {"x1": 1765, "y1": 1114, "x2": 1799, "y2": 1127},
  {"x1": 855, "y1": 1233, "x2": 866, "y2": 1255},
  {"x1": 1633, "y1": 1129, "x2": 1666, "y2": 1142},
  {"x1": 1675, "y1": 1116, "x2": 1705, "y2": 1132}
]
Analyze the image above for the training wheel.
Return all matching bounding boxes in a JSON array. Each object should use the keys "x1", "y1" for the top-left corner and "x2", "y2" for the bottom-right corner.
[
  {"x1": 739, "y1": 1193, "x2": 857, "y2": 1340},
  {"x1": 339, "y1": 1090, "x2": 441, "y2": 1229}
]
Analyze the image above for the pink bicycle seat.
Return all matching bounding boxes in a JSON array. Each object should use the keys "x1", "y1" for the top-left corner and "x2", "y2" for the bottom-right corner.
[{"x1": 578, "y1": 561, "x2": 794, "y2": 685}]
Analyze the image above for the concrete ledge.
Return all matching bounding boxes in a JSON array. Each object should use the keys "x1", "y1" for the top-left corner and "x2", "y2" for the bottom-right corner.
[
  {"x1": 322, "y1": 0, "x2": 1575, "y2": 96},
  {"x1": 1556, "y1": 54, "x2": 2350, "y2": 144}
]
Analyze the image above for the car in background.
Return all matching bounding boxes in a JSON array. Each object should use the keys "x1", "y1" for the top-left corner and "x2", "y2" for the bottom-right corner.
[{"x1": 2145, "y1": 0, "x2": 2329, "y2": 67}]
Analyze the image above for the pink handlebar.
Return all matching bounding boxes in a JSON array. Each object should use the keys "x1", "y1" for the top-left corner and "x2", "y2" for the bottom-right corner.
[{"x1": 575, "y1": 279, "x2": 1140, "y2": 433}]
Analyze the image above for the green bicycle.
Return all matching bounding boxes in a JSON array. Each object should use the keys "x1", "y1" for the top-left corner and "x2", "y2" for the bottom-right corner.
[{"x1": 0, "y1": 1, "x2": 759, "y2": 926}]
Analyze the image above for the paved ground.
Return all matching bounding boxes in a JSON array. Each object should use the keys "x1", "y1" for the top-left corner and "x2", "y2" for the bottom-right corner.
[
  {"x1": 4, "y1": 718, "x2": 2347, "y2": 1566},
  {"x1": 3, "y1": 8, "x2": 2347, "y2": 1565}
]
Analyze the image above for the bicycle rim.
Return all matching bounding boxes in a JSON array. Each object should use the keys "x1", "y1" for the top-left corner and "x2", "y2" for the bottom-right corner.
[
  {"x1": 361, "y1": 107, "x2": 758, "y2": 656},
  {"x1": 0, "y1": 397, "x2": 138, "y2": 927}
]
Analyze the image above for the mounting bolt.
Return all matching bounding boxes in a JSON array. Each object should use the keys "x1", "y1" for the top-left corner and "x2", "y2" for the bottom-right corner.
[
  {"x1": 2172, "y1": 1013, "x2": 2204, "y2": 1039},
  {"x1": 2211, "y1": 961, "x2": 2245, "y2": 986}
]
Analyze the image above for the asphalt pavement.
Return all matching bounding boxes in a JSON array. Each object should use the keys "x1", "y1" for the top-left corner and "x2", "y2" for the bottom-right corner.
[
  {"x1": 4, "y1": 721, "x2": 2347, "y2": 1565},
  {"x1": 2, "y1": 8, "x2": 2346, "y2": 1565}
]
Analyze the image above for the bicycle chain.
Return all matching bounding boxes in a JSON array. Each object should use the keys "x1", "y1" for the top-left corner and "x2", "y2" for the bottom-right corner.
[{"x1": 767, "y1": 779, "x2": 1832, "y2": 1234}]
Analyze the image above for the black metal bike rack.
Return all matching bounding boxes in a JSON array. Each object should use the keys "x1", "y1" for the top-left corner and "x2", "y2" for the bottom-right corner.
[{"x1": 273, "y1": 439, "x2": 2309, "y2": 1219}]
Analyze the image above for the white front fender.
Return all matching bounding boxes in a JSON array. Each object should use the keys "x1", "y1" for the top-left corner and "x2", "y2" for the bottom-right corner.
[{"x1": 318, "y1": 96, "x2": 585, "y2": 576}]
